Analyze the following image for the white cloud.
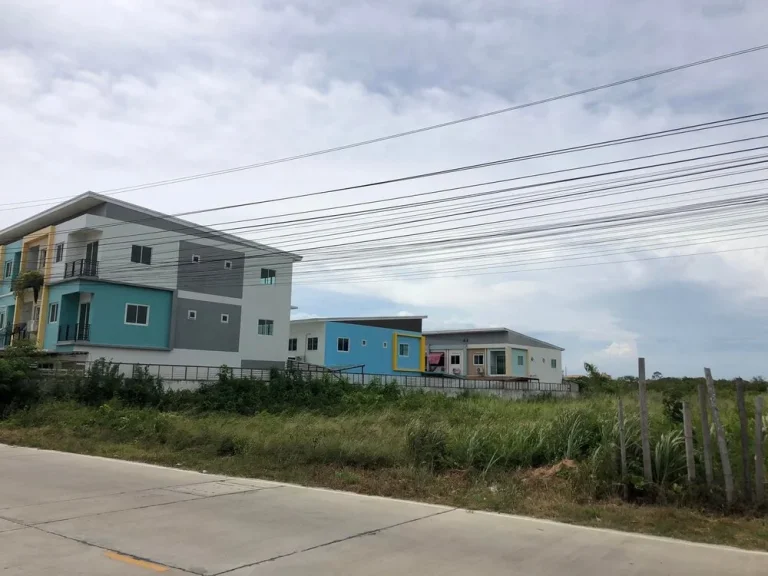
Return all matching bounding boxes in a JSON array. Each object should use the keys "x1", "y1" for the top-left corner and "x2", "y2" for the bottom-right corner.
[{"x1": 2, "y1": 0, "x2": 768, "y2": 375}]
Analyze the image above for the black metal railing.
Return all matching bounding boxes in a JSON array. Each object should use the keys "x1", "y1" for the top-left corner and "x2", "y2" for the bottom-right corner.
[
  {"x1": 64, "y1": 259, "x2": 99, "y2": 279},
  {"x1": 1, "y1": 324, "x2": 30, "y2": 347},
  {"x1": 57, "y1": 323, "x2": 90, "y2": 342}
]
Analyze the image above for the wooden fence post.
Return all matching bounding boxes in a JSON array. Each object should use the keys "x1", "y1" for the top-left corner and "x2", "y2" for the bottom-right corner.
[
  {"x1": 682, "y1": 401, "x2": 696, "y2": 483},
  {"x1": 618, "y1": 397, "x2": 629, "y2": 500},
  {"x1": 705, "y1": 368, "x2": 734, "y2": 506},
  {"x1": 736, "y1": 381, "x2": 752, "y2": 501},
  {"x1": 698, "y1": 382, "x2": 714, "y2": 488},
  {"x1": 638, "y1": 358, "x2": 653, "y2": 483},
  {"x1": 755, "y1": 396, "x2": 764, "y2": 505}
]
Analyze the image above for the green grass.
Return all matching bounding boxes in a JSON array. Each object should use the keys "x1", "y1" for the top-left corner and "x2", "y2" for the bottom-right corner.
[{"x1": 1, "y1": 392, "x2": 766, "y2": 551}]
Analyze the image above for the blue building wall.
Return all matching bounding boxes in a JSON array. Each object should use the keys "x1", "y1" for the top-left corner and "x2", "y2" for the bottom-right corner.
[
  {"x1": 43, "y1": 280, "x2": 173, "y2": 350},
  {"x1": 1, "y1": 240, "x2": 22, "y2": 296},
  {"x1": 323, "y1": 321, "x2": 423, "y2": 375}
]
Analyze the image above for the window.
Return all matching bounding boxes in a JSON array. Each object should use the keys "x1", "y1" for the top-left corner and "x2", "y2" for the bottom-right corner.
[
  {"x1": 191, "y1": 254, "x2": 201, "y2": 263},
  {"x1": 0, "y1": 311, "x2": 4, "y2": 328},
  {"x1": 307, "y1": 337, "x2": 318, "y2": 351},
  {"x1": 221, "y1": 313, "x2": 230, "y2": 324},
  {"x1": 473, "y1": 354, "x2": 484, "y2": 365},
  {"x1": 131, "y1": 245, "x2": 152, "y2": 265},
  {"x1": 3, "y1": 261, "x2": 11, "y2": 278},
  {"x1": 517, "y1": 356, "x2": 524, "y2": 366},
  {"x1": 450, "y1": 354, "x2": 461, "y2": 365},
  {"x1": 337, "y1": 337, "x2": 350, "y2": 352},
  {"x1": 33, "y1": 305, "x2": 41, "y2": 322},
  {"x1": 187, "y1": 310, "x2": 197, "y2": 320},
  {"x1": 542, "y1": 358, "x2": 545, "y2": 364},
  {"x1": 288, "y1": 338, "x2": 297, "y2": 351},
  {"x1": 54, "y1": 242, "x2": 65, "y2": 263},
  {"x1": 48, "y1": 302, "x2": 59, "y2": 323},
  {"x1": 258, "y1": 319, "x2": 274, "y2": 335},
  {"x1": 38, "y1": 248, "x2": 47, "y2": 270},
  {"x1": 551, "y1": 358, "x2": 557, "y2": 369},
  {"x1": 224, "y1": 260, "x2": 232, "y2": 270},
  {"x1": 361, "y1": 339, "x2": 367, "y2": 347},
  {"x1": 125, "y1": 304, "x2": 149, "y2": 326},
  {"x1": 399, "y1": 343, "x2": 409, "y2": 357},
  {"x1": 260, "y1": 268, "x2": 276, "y2": 285},
  {"x1": 383, "y1": 341, "x2": 388, "y2": 348}
]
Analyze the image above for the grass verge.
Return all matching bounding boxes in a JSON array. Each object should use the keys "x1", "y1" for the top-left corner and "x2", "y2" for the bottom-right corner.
[{"x1": 1, "y1": 401, "x2": 766, "y2": 551}]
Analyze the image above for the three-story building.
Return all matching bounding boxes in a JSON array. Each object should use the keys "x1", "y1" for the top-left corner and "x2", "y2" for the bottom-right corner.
[{"x1": 0, "y1": 192, "x2": 301, "y2": 368}]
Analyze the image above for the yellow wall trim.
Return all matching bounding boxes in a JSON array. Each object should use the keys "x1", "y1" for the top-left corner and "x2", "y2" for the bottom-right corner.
[{"x1": 392, "y1": 332, "x2": 426, "y2": 373}]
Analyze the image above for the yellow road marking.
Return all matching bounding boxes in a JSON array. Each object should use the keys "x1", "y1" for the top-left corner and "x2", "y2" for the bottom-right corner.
[{"x1": 104, "y1": 550, "x2": 169, "y2": 572}]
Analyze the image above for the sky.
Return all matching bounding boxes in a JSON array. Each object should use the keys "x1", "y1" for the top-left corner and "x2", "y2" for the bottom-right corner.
[{"x1": 2, "y1": 0, "x2": 768, "y2": 378}]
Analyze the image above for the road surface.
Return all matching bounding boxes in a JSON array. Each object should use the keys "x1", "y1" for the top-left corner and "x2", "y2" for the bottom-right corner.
[{"x1": 1, "y1": 443, "x2": 766, "y2": 575}]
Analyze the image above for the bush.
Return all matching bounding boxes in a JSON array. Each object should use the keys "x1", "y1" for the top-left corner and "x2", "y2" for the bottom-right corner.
[{"x1": 661, "y1": 388, "x2": 684, "y2": 424}]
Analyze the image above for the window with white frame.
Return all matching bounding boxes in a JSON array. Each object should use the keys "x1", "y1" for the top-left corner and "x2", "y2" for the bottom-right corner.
[
  {"x1": 131, "y1": 245, "x2": 152, "y2": 265},
  {"x1": 125, "y1": 304, "x2": 149, "y2": 326},
  {"x1": 258, "y1": 319, "x2": 273, "y2": 335},
  {"x1": 221, "y1": 313, "x2": 230, "y2": 324},
  {"x1": 337, "y1": 337, "x2": 350, "y2": 352},
  {"x1": 551, "y1": 358, "x2": 557, "y2": 369},
  {"x1": 307, "y1": 336, "x2": 318, "y2": 350},
  {"x1": 54, "y1": 242, "x2": 65, "y2": 263},
  {"x1": 3, "y1": 261, "x2": 11, "y2": 278},
  {"x1": 517, "y1": 355, "x2": 524, "y2": 366},
  {"x1": 224, "y1": 260, "x2": 232, "y2": 270},
  {"x1": 383, "y1": 341, "x2": 388, "y2": 348},
  {"x1": 288, "y1": 338, "x2": 297, "y2": 351},
  {"x1": 450, "y1": 354, "x2": 461, "y2": 365},
  {"x1": 260, "y1": 268, "x2": 276, "y2": 285},
  {"x1": 48, "y1": 302, "x2": 59, "y2": 323},
  {"x1": 38, "y1": 248, "x2": 47, "y2": 270},
  {"x1": 0, "y1": 310, "x2": 5, "y2": 328},
  {"x1": 473, "y1": 353, "x2": 484, "y2": 365},
  {"x1": 398, "y1": 343, "x2": 409, "y2": 357},
  {"x1": 187, "y1": 310, "x2": 197, "y2": 320},
  {"x1": 191, "y1": 254, "x2": 201, "y2": 263},
  {"x1": 361, "y1": 339, "x2": 367, "y2": 347}
]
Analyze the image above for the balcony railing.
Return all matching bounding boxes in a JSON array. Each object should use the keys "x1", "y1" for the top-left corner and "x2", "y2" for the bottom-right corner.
[
  {"x1": 1, "y1": 324, "x2": 31, "y2": 347},
  {"x1": 64, "y1": 259, "x2": 99, "y2": 279},
  {"x1": 57, "y1": 323, "x2": 90, "y2": 342}
]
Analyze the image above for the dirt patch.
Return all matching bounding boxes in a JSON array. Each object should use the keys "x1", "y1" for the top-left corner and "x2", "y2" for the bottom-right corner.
[{"x1": 525, "y1": 459, "x2": 577, "y2": 480}]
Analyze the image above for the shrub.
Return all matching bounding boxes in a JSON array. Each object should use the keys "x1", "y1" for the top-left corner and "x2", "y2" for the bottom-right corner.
[{"x1": 661, "y1": 388, "x2": 685, "y2": 424}]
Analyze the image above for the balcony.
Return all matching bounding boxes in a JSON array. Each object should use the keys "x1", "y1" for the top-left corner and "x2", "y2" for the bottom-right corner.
[
  {"x1": 57, "y1": 323, "x2": 90, "y2": 343},
  {"x1": 64, "y1": 259, "x2": 99, "y2": 279},
  {"x1": 1, "y1": 324, "x2": 31, "y2": 347}
]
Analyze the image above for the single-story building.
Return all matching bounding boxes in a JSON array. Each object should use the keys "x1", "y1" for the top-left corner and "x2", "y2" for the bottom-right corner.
[
  {"x1": 424, "y1": 328, "x2": 563, "y2": 383},
  {"x1": 289, "y1": 316, "x2": 426, "y2": 376}
]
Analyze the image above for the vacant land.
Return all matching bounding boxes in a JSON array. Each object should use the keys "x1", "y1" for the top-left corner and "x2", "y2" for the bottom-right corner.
[{"x1": 1, "y1": 386, "x2": 766, "y2": 550}]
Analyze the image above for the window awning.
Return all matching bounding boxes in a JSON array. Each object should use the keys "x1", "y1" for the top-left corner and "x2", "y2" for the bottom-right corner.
[{"x1": 427, "y1": 352, "x2": 444, "y2": 365}]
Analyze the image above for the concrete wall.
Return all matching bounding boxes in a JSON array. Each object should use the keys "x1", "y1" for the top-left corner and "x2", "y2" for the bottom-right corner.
[
  {"x1": 525, "y1": 345, "x2": 563, "y2": 383},
  {"x1": 71, "y1": 345, "x2": 243, "y2": 367},
  {"x1": 176, "y1": 240, "x2": 244, "y2": 299},
  {"x1": 289, "y1": 321, "x2": 327, "y2": 365},
  {"x1": 173, "y1": 297, "x2": 242, "y2": 353}
]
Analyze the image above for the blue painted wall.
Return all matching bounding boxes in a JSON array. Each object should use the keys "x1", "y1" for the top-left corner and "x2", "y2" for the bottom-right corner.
[
  {"x1": 43, "y1": 280, "x2": 173, "y2": 350},
  {"x1": 323, "y1": 321, "x2": 422, "y2": 375},
  {"x1": 394, "y1": 334, "x2": 422, "y2": 371},
  {"x1": 1, "y1": 240, "x2": 22, "y2": 296}
]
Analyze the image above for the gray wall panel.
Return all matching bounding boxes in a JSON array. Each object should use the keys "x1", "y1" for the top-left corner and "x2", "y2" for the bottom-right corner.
[
  {"x1": 176, "y1": 240, "x2": 244, "y2": 299},
  {"x1": 174, "y1": 298, "x2": 242, "y2": 352}
]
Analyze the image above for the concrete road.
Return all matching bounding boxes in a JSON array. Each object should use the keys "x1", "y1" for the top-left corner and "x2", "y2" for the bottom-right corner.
[{"x1": 1, "y1": 444, "x2": 766, "y2": 575}]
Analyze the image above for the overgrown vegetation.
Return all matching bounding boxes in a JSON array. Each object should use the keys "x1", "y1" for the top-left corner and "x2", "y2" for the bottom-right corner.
[{"x1": 1, "y1": 347, "x2": 766, "y2": 548}]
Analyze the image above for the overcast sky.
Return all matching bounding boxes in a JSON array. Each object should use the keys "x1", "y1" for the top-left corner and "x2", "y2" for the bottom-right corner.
[{"x1": 2, "y1": 1, "x2": 768, "y2": 377}]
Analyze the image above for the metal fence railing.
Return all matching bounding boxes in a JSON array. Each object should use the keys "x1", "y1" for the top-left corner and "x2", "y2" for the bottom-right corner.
[{"x1": 65, "y1": 361, "x2": 574, "y2": 395}]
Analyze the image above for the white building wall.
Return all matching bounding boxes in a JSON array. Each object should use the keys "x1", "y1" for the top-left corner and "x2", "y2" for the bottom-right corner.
[
  {"x1": 239, "y1": 261, "x2": 294, "y2": 364},
  {"x1": 289, "y1": 321, "x2": 326, "y2": 365},
  {"x1": 525, "y1": 346, "x2": 563, "y2": 383},
  {"x1": 71, "y1": 345, "x2": 242, "y2": 368}
]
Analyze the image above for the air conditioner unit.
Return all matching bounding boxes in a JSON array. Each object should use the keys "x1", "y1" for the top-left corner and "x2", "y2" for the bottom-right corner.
[
  {"x1": 295, "y1": 355, "x2": 304, "y2": 362},
  {"x1": 476, "y1": 367, "x2": 485, "y2": 375}
]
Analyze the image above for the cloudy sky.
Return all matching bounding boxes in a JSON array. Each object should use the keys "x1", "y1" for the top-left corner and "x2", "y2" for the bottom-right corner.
[{"x1": 2, "y1": 0, "x2": 768, "y2": 377}]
